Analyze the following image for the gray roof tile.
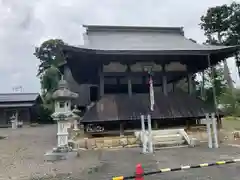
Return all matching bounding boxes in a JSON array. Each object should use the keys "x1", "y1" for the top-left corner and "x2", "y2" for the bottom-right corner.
[
  {"x1": 0, "y1": 93, "x2": 40, "y2": 103},
  {"x1": 0, "y1": 103, "x2": 34, "y2": 108},
  {"x1": 75, "y1": 25, "x2": 240, "y2": 52}
]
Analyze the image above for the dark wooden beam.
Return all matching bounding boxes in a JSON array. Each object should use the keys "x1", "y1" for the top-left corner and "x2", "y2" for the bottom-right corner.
[
  {"x1": 103, "y1": 71, "x2": 187, "y2": 77},
  {"x1": 127, "y1": 65, "x2": 132, "y2": 97},
  {"x1": 187, "y1": 74, "x2": 193, "y2": 95},
  {"x1": 99, "y1": 65, "x2": 104, "y2": 97},
  {"x1": 162, "y1": 64, "x2": 167, "y2": 96}
]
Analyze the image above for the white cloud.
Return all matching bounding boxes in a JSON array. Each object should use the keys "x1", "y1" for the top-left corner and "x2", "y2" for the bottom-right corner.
[{"x1": 0, "y1": 0, "x2": 239, "y2": 93}]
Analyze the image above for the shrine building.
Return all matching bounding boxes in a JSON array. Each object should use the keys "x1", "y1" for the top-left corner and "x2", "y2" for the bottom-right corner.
[{"x1": 60, "y1": 25, "x2": 239, "y2": 134}]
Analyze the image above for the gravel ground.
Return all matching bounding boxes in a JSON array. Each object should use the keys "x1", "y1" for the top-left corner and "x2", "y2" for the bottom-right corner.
[
  {"x1": 0, "y1": 126, "x2": 240, "y2": 180},
  {"x1": 0, "y1": 125, "x2": 102, "y2": 180}
]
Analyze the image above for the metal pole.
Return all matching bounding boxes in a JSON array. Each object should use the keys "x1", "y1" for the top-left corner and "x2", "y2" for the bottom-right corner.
[
  {"x1": 205, "y1": 113, "x2": 213, "y2": 148},
  {"x1": 211, "y1": 113, "x2": 219, "y2": 148},
  {"x1": 141, "y1": 115, "x2": 147, "y2": 153},
  {"x1": 147, "y1": 114, "x2": 153, "y2": 153}
]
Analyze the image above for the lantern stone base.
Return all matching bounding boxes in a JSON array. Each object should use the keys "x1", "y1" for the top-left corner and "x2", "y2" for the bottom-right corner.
[{"x1": 44, "y1": 146, "x2": 78, "y2": 162}]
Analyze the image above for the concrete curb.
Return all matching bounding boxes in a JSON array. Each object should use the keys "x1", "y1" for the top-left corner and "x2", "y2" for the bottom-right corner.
[
  {"x1": 154, "y1": 145, "x2": 188, "y2": 150},
  {"x1": 227, "y1": 144, "x2": 240, "y2": 148}
]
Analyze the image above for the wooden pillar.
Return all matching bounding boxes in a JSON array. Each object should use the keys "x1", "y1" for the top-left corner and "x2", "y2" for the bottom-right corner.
[
  {"x1": 217, "y1": 117, "x2": 222, "y2": 129},
  {"x1": 127, "y1": 65, "x2": 132, "y2": 97},
  {"x1": 187, "y1": 74, "x2": 193, "y2": 95},
  {"x1": 99, "y1": 64, "x2": 104, "y2": 97},
  {"x1": 117, "y1": 77, "x2": 120, "y2": 86},
  {"x1": 15, "y1": 109, "x2": 19, "y2": 123},
  {"x1": 162, "y1": 65, "x2": 167, "y2": 95},
  {"x1": 172, "y1": 83, "x2": 175, "y2": 92},
  {"x1": 200, "y1": 71, "x2": 205, "y2": 100},
  {"x1": 120, "y1": 122, "x2": 124, "y2": 137},
  {"x1": 186, "y1": 120, "x2": 190, "y2": 130},
  {"x1": 3, "y1": 110, "x2": 7, "y2": 125},
  {"x1": 154, "y1": 120, "x2": 158, "y2": 129},
  {"x1": 27, "y1": 108, "x2": 31, "y2": 124}
]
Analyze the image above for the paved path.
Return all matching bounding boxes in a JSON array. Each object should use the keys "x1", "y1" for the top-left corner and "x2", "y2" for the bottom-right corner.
[{"x1": 86, "y1": 146, "x2": 240, "y2": 180}]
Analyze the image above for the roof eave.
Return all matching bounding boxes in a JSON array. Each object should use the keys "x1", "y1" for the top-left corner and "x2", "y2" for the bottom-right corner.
[{"x1": 61, "y1": 44, "x2": 240, "y2": 56}]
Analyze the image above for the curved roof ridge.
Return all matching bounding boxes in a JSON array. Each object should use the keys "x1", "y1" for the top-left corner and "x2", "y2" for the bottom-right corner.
[{"x1": 83, "y1": 24, "x2": 184, "y2": 35}]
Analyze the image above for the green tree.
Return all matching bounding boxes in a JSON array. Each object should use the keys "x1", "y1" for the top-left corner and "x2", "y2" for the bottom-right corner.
[
  {"x1": 219, "y1": 88, "x2": 240, "y2": 116},
  {"x1": 34, "y1": 39, "x2": 66, "y2": 116},
  {"x1": 196, "y1": 65, "x2": 227, "y2": 106},
  {"x1": 35, "y1": 39, "x2": 65, "y2": 76},
  {"x1": 200, "y1": 2, "x2": 240, "y2": 89}
]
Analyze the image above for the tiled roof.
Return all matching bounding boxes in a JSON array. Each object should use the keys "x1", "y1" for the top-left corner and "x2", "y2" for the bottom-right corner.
[
  {"x1": 0, "y1": 103, "x2": 34, "y2": 108},
  {"x1": 63, "y1": 24, "x2": 240, "y2": 53},
  {"x1": 0, "y1": 93, "x2": 40, "y2": 103}
]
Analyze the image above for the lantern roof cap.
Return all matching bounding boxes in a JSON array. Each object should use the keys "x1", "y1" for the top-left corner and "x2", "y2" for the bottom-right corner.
[{"x1": 52, "y1": 76, "x2": 78, "y2": 100}]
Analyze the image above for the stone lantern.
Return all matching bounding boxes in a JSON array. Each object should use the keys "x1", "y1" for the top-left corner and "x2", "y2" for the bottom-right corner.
[
  {"x1": 51, "y1": 77, "x2": 78, "y2": 148},
  {"x1": 44, "y1": 77, "x2": 79, "y2": 161}
]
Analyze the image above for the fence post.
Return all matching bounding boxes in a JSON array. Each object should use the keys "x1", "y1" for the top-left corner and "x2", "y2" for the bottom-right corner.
[
  {"x1": 147, "y1": 114, "x2": 153, "y2": 153},
  {"x1": 211, "y1": 113, "x2": 219, "y2": 148},
  {"x1": 205, "y1": 113, "x2": 213, "y2": 148},
  {"x1": 135, "y1": 163, "x2": 144, "y2": 180}
]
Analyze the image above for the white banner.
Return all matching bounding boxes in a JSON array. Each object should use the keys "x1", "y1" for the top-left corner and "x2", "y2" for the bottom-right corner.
[{"x1": 149, "y1": 76, "x2": 155, "y2": 111}]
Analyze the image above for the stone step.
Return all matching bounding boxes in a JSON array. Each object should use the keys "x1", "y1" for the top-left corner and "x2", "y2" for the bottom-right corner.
[
  {"x1": 153, "y1": 135, "x2": 183, "y2": 143},
  {"x1": 153, "y1": 133, "x2": 182, "y2": 138},
  {"x1": 154, "y1": 139, "x2": 185, "y2": 147},
  {"x1": 151, "y1": 129, "x2": 181, "y2": 136},
  {"x1": 153, "y1": 138, "x2": 185, "y2": 144}
]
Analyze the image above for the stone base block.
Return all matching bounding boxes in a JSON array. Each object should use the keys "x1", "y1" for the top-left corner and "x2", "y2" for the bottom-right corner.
[
  {"x1": 44, "y1": 150, "x2": 78, "y2": 162},
  {"x1": 189, "y1": 138, "x2": 200, "y2": 148}
]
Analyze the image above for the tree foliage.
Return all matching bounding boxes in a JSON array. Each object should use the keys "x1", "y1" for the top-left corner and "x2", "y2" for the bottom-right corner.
[
  {"x1": 194, "y1": 64, "x2": 240, "y2": 116},
  {"x1": 34, "y1": 39, "x2": 66, "y2": 116},
  {"x1": 219, "y1": 88, "x2": 240, "y2": 116},
  {"x1": 35, "y1": 39, "x2": 65, "y2": 76},
  {"x1": 35, "y1": 39, "x2": 66, "y2": 93},
  {"x1": 195, "y1": 65, "x2": 227, "y2": 105},
  {"x1": 199, "y1": 2, "x2": 240, "y2": 116},
  {"x1": 200, "y1": 2, "x2": 240, "y2": 77}
]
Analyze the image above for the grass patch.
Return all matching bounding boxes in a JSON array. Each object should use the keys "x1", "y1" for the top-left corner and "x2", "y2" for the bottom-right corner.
[
  {"x1": 222, "y1": 117, "x2": 240, "y2": 130},
  {"x1": 0, "y1": 136, "x2": 6, "y2": 140}
]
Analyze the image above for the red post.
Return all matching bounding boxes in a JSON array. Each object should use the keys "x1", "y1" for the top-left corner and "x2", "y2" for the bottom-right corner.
[{"x1": 135, "y1": 163, "x2": 144, "y2": 180}]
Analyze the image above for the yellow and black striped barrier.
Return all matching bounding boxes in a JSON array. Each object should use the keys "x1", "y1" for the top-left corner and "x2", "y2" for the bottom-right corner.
[{"x1": 112, "y1": 158, "x2": 240, "y2": 180}]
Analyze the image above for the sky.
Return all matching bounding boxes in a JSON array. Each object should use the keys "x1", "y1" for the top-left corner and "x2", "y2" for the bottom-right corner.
[{"x1": 0, "y1": 0, "x2": 239, "y2": 93}]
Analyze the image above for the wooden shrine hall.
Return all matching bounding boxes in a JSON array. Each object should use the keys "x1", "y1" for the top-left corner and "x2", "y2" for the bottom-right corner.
[{"x1": 60, "y1": 25, "x2": 240, "y2": 133}]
